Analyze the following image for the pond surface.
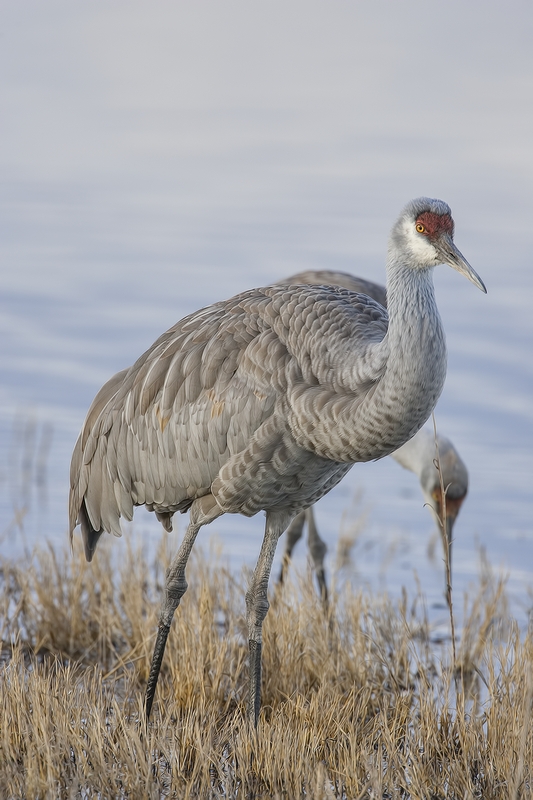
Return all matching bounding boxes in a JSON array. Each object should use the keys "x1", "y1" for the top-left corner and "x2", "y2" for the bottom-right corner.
[{"x1": 1, "y1": 2, "x2": 532, "y2": 634}]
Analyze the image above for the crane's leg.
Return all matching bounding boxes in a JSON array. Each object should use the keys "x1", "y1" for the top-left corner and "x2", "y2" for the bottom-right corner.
[
  {"x1": 277, "y1": 510, "x2": 306, "y2": 585},
  {"x1": 306, "y1": 507, "x2": 329, "y2": 604},
  {"x1": 145, "y1": 494, "x2": 222, "y2": 721},
  {"x1": 246, "y1": 509, "x2": 293, "y2": 728}
]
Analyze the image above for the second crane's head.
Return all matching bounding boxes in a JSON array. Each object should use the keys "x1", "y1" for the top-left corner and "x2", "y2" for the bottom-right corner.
[{"x1": 390, "y1": 197, "x2": 487, "y2": 293}]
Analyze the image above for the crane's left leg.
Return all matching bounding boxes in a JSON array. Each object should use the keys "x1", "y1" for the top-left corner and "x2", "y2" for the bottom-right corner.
[
  {"x1": 246, "y1": 509, "x2": 294, "y2": 728},
  {"x1": 305, "y1": 507, "x2": 329, "y2": 603},
  {"x1": 145, "y1": 493, "x2": 222, "y2": 720},
  {"x1": 277, "y1": 510, "x2": 306, "y2": 585}
]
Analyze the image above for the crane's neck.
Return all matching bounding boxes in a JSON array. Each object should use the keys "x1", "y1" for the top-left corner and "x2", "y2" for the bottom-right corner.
[
  {"x1": 363, "y1": 257, "x2": 448, "y2": 458},
  {"x1": 385, "y1": 257, "x2": 439, "y2": 330},
  {"x1": 384, "y1": 256, "x2": 445, "y2": 362},
  {"x1": 286, "y1": 259, "x2": 448, "y2": 464},
  {"x1": 391, "y1": 425, "x2": 436, "y2": 478}
]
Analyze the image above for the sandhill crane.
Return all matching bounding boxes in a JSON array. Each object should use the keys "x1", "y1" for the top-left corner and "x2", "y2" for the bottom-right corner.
[
  {"x1": 279, "y1": 428, "x2": 468, "y2": 600},
  {"x1": 69, "y1": 197, "x2": 486, "y2": 727},
  {"x1": 277, "y1": 270, "x2": 469, "y2": 599}
]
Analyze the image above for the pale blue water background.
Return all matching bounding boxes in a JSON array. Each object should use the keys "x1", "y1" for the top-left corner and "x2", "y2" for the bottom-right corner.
[{"x1": 1, "y1": 2, "x2": 532, "y2": 633}]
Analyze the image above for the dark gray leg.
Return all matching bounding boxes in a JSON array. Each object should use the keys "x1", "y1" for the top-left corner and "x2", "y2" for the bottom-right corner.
[
  {"x1": 277, "y1": 510, "x2": 306, "y2": 585},
  {"x1": 305, "y1": 508, "x2": 328, "y2": 603},
  {"x1": 246, "y1": 510, "x2": 293, "y2": 727},
  {"x1": 145, "y1": 494, "x2": 222, "y2": 721}
]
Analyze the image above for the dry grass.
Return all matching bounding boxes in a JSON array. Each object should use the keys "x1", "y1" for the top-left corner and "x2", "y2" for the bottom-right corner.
[{"x1": 1, "y1": 534, "x2": 532, "y2": 799}]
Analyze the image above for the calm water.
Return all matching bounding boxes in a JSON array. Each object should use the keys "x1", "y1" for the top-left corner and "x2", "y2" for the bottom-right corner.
[{"x1": 1, "y1": 2, "x2": 532, "y2": 633}]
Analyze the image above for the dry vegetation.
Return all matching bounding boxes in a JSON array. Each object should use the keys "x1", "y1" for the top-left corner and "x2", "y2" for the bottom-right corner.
[{"x1": 1, "y1": 533, "x2": 532, "y2": 799}]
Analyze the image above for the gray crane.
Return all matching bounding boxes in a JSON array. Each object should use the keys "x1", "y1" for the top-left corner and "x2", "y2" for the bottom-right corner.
[
  {"x1": 279, "y1": 427, "x2": 467, "y2": 600},
  {"x1": 69, "y1": 197, "x2": 486, "y2": 727},
  {"x1": 277, "y1": 270, "x2": 469, "y2": 600}
]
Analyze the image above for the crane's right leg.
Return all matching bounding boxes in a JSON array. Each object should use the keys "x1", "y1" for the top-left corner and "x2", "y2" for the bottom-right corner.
[
  {"x1": 145, "y1": 494, "x2": 222, "y2": 721},
  {"x1": 246, "y1": 509, "x2": 294, "y2": 728}
]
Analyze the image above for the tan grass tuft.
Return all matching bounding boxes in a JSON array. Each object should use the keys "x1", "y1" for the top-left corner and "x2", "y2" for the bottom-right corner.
[{"x1": 1, "y1": 535, "x2": 531, "y2": 798}]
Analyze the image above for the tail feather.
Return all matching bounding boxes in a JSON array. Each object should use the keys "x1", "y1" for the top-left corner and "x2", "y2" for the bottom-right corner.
[
  {"x1": 69, "y1": 369, "x2": 130, "y2": 562},
  {"x1": 79, "y1": 500, "x2": 104, "y2": 562}
]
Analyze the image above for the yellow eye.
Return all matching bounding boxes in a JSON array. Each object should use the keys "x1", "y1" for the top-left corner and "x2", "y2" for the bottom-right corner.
[{"x1": 416, "y1": 223, "x2": 425, "y2": 233}]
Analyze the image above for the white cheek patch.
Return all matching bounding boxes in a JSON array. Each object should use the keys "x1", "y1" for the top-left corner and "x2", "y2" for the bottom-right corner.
[{"x1": 403, "y1": 221, "x2": 436, "y2": 266}]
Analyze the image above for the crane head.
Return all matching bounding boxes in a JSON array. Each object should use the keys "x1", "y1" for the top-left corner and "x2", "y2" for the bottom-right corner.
[
  {"x1": 391, "y1": 197, "x2": 487, "y2": 293},
  {"x1": 419, "y1": 435, "x2": 469, "y2": 576}
]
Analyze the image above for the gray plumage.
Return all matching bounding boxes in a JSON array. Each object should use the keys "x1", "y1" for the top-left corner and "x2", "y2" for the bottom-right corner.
[
  {"x1": 69, "y1": 197, "x2": 486, "y2": 725},
  {"x1": 277, "y1": 269, "x2": 469, "y2": 599},
  {"x1": 286, "y1": 270, "x2": 387, "y2": 308}
]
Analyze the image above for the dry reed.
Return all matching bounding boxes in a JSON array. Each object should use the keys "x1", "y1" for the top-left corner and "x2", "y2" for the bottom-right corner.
[{"x1": 1, "y1": 534, "x2": 531, "y2": 799}]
